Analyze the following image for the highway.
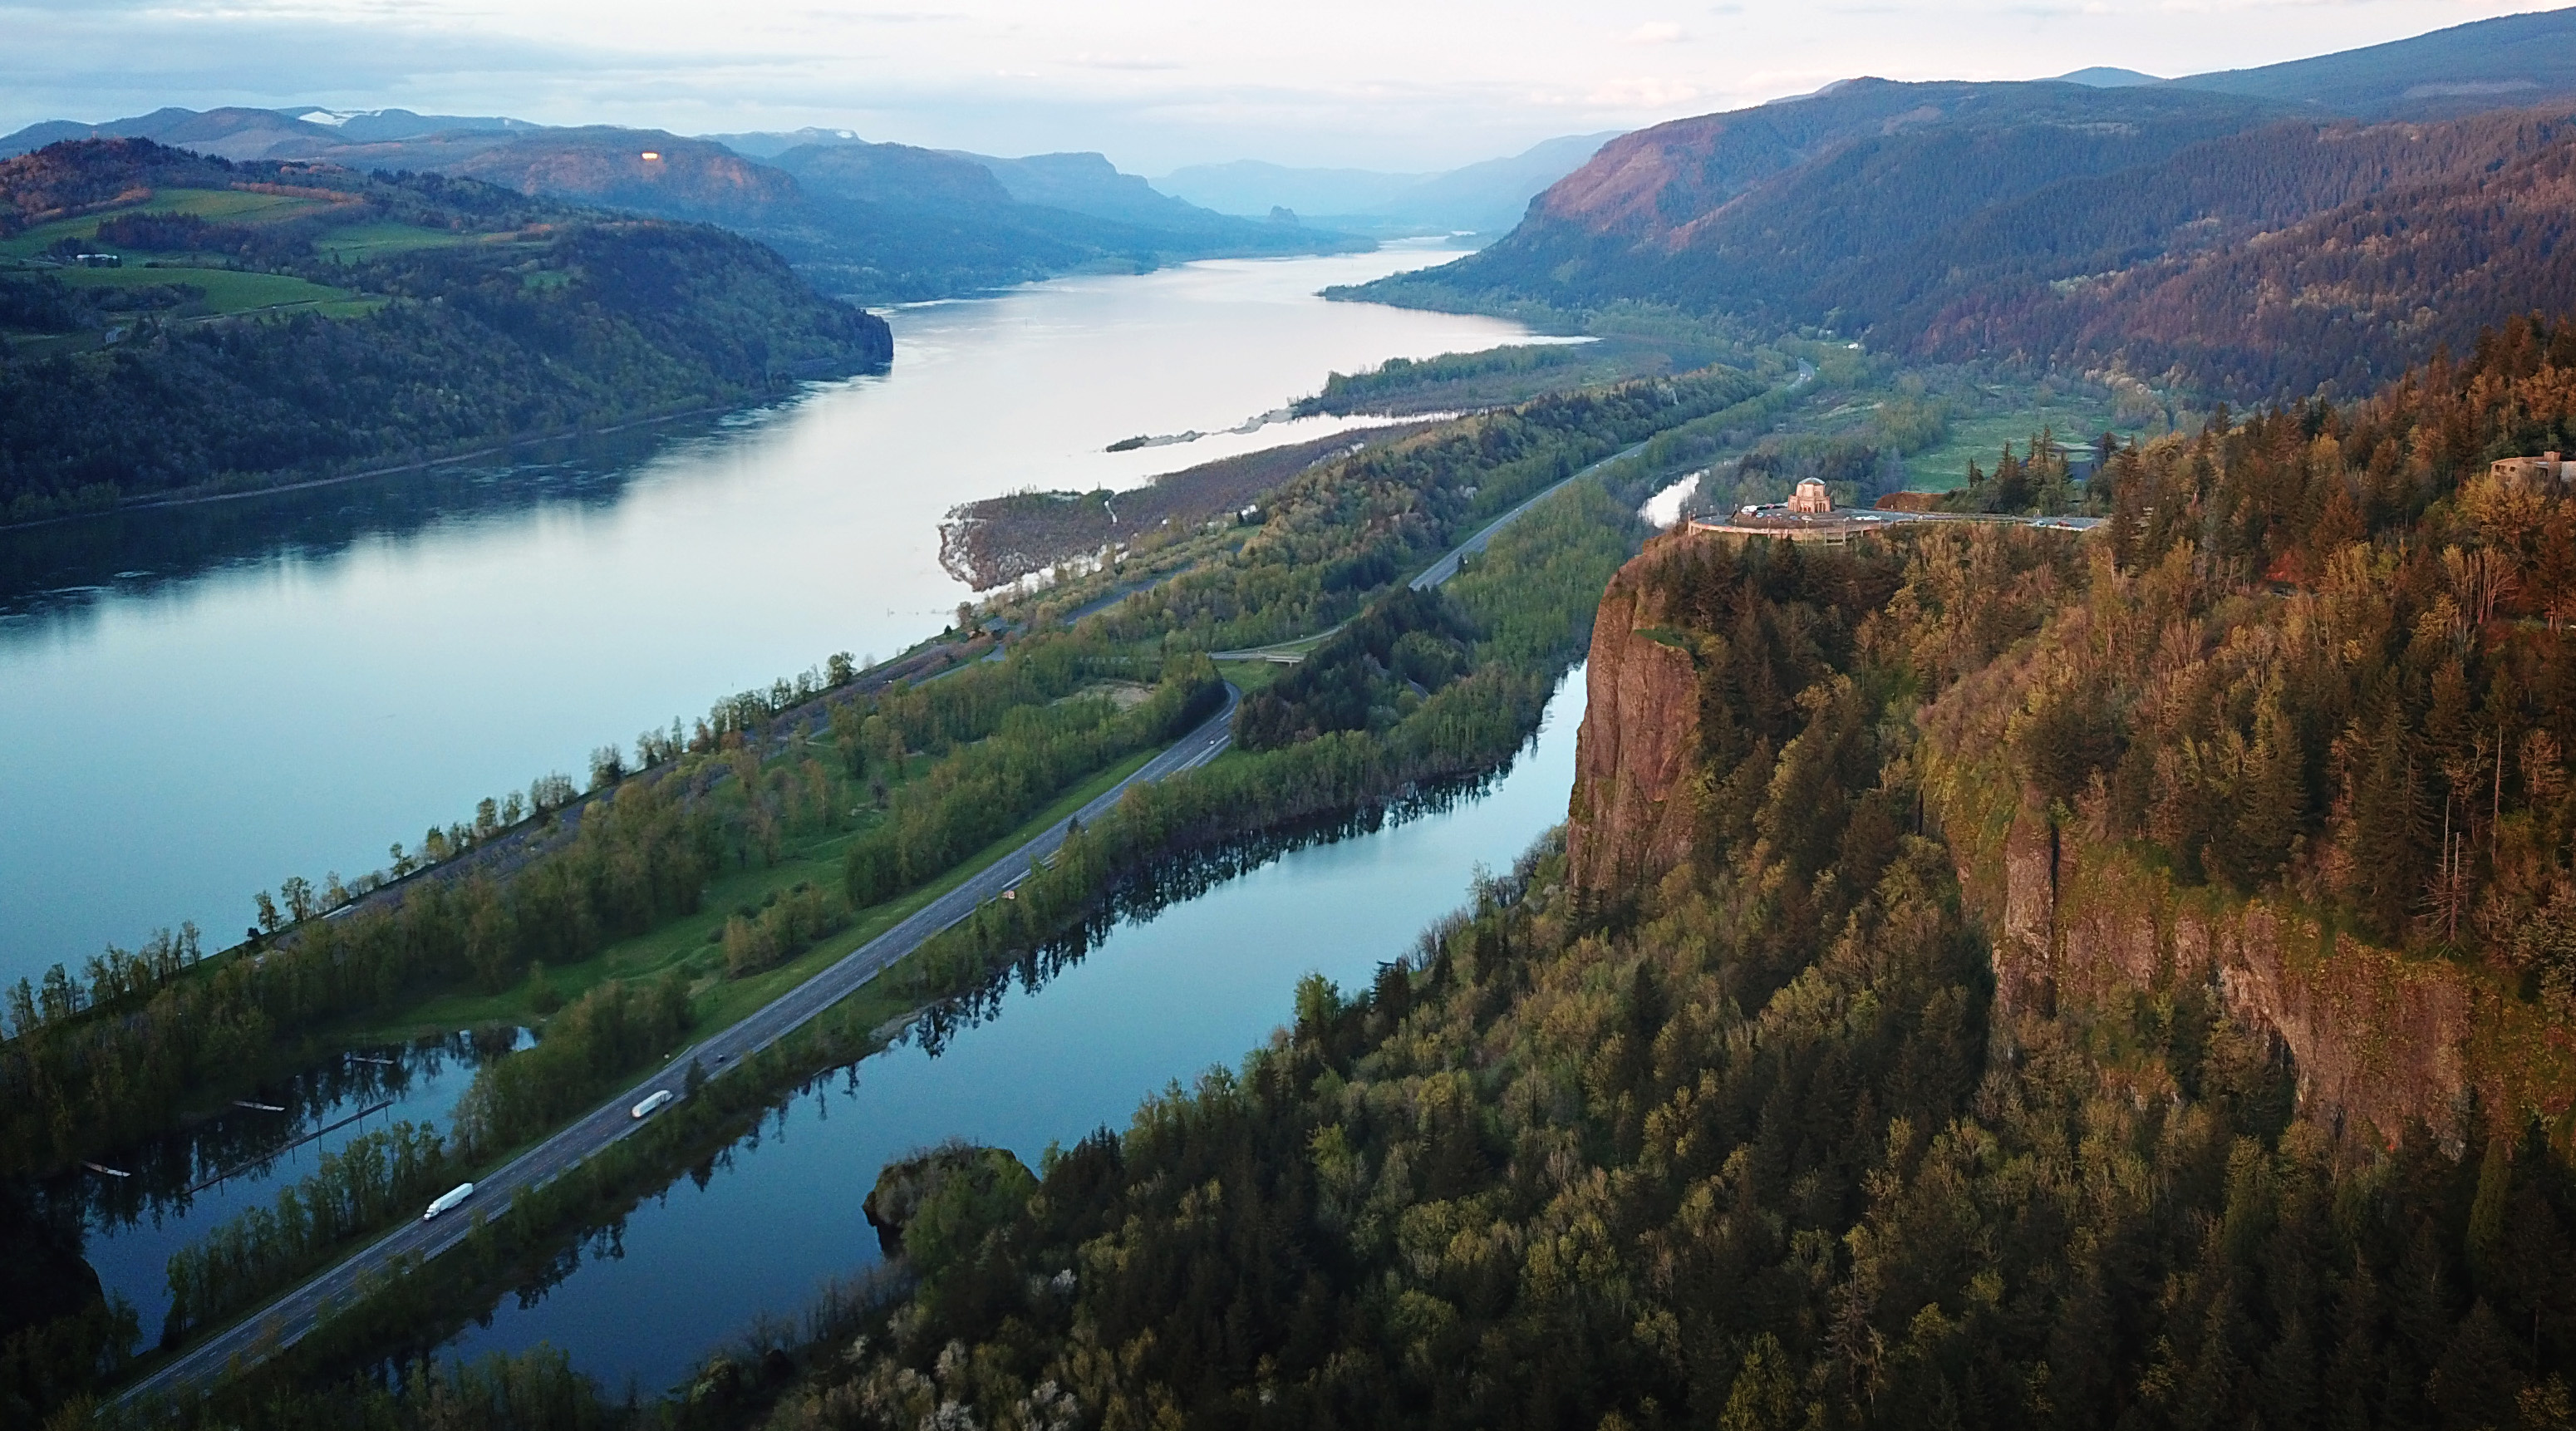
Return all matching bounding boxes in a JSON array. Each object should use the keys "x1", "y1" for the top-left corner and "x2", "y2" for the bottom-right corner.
[
  {"x1": 1407, "y1": 439, "x2": 1652, "y2": 591},
  {"x1": 120, "y1": 686, "x2": 1240, "y2": 1405},
  {"x1": 122, "y1": 357, "x2": 1812, "y2": 1402}
]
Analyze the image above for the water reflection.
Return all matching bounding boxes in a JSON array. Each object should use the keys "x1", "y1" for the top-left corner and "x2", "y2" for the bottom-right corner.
[
  {"x1": 0, "y1": 422, "x2": 720, "y2": 623},
  {"x1": 44, "y1": 1028, "x2": 523, "y2": 1335},
  {"x1": 0, "y1": 244, "x2": 1534, "y2": 986},
  {"x1": 439, "y1": 663, "x2": 1586, "y2": 1394}
]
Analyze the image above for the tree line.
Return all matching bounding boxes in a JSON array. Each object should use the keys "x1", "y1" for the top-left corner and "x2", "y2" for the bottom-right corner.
[
  {"x1": 727, "y1": 391, "x2": 2576, "y2": 1430},
  {"x1": 1089, "y1": 366, "x2": 1760, "y2": 656},
  {"x1": 1932, "y1": 315, "x2": 2576, "y2": 954}
]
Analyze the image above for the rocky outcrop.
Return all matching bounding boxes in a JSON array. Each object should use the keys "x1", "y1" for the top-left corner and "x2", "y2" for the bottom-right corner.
[
  {"x1": 1566, "y1": 535, "x2": 1703, "y2": 890},
  {"x1": 1562, "y1": 533, "x2": 2576, "y2": 1153},
  {"x1": 1988, "y1": 800, "x2": 2574, "y2": 1154},
  {"x1": 863, "y1": 1142, "x2": 1035, "y2": 1256}
]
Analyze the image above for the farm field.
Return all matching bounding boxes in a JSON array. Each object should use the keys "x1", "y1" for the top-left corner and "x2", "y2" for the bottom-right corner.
[
  {"x1": 0, "y1": 187, "x2": 342, "y2": 259},
  {"x1": 6, "y1": 259, "x2": 368, "y2": 314},
  {"x1": 1902, "y1": 386, "x2": 2144, "y2": 491},
  {"x1": 312, "y1": 222, "x2": 487, "y2": 258}
]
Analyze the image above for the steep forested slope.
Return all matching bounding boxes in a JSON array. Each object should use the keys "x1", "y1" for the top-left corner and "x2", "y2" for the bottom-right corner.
[
  {"x1": 1930, "y1": 112, "x2": 2576, "y2": 397},
  {"x1": 1350, "y1": 68, "x2": 2576, "y2": 402},
  {"x1": 0, "y1": 140, "x2": 892, "y2": 521},
  {"x1": 706, "y1": 322, "x2": 2576, "y2": 1431}
]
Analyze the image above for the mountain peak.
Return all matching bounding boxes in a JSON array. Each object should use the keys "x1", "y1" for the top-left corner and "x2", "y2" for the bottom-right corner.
[{"x1": 2053, "y1": 66, "x2": 2165, "y2": 87}]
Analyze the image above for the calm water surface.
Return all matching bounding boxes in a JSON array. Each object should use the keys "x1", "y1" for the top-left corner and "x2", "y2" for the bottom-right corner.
[
  {"x1": 440, "y1": 663, "x2": 1588, "y2": 1394},
  {"x1": 59, "y1": 1030, "x2": 524, "y2": 1338},
  {"x1": 0, "y1": 244, "x2": 1534, "y2": 983}
]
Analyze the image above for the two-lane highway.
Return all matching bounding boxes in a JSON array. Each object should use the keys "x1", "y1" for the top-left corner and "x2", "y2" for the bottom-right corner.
[
  {"x1": 124, "y1": 357, "x2": 1814, "y2": 1403},
  {"x1": 120, "y1": 686, "x2": 1239, "y2": 1405}
]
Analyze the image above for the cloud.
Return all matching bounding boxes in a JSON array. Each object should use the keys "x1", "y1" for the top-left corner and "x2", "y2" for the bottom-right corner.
[
  {"x1": 1625, "y1": 20, "x2": 1689, "y2": 42},
  {"x1": 1062, "y1": 52, "x2": 1183, "y2": 71}
]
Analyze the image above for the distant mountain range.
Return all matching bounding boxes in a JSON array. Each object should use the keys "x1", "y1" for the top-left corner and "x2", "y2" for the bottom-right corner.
[
  {"x1": 1154, "y1": 134, "x2": 1626, "y2": 235},
  {"x1": 1343, "y1": 6, "x2": 2576, "y2": 401},
  {"x1": 0, "y1": 110, "x2": 1364, "y2": 302}
]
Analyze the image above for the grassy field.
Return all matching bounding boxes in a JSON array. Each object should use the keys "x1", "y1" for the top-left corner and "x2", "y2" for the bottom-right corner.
[
  {"x1": 1213, "y1": 658, "x2": 1292, "y2": 696},
  {"x1": 0, "y1": 188, "x2": 339, "y2": 259},
  {"x1": 312, "y1": 222, "x2": 484, "y2": 259},
  {"x1": 1905, "y1": 392, "x2": 2137, "y2": 491},
  {"x1": 39, "y1": 262, "x2": 360, "y2": 311},
  {"x1": 339, "y1": 742, "x2": 1165, "y2": 1047},
  {"x1": 2, "y1": 259, "x2": 377, "y2": 355}
]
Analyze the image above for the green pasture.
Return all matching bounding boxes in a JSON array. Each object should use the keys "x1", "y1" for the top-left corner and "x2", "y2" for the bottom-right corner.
[
  {"x1": 312, "y1": 222, "x2": 484, "y2": 258},
  {"x1": 1904, "y1": 391, "x2": 2139, "y2": 493},
  {"x1": 47, "y1": 262, "x2": 359, "y2": 312},
  {"x1": 0, "y1": 188, "x2": 339, "y2": 258},
  {"x1": 341, "y1": 741, "x2": 1163, "y2": 1049}
]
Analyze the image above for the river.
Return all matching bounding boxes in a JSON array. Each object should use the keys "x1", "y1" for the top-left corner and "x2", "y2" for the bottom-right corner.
[
  {"x1": 0, "y1": 243, "x2": 1537, "y2": 986},
  {"x1": 438, "y1": 662, "x2": 1589, "y2": 1395},
  {"x1": 54, "y1": 1030, "x2": 524, "y2": 1341}
]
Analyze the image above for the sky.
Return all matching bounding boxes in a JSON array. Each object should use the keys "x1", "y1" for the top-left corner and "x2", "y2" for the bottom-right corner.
[{"x1": 0, "y1": 0, "x2": 2559, "y2": 173}]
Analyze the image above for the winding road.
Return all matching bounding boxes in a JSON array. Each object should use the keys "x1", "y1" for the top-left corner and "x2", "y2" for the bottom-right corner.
[{"x1": 120, "y1": 686, "x2": 1240, "y2": 1405}]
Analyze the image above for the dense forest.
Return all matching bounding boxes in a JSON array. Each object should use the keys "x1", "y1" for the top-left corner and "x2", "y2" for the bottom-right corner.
[
  {"x1": 584, "y1": 320, "x2": 2576, "y2": 1430},
  {"x1": 0, "y1": 139, "x2": 892, "y2": 522}
]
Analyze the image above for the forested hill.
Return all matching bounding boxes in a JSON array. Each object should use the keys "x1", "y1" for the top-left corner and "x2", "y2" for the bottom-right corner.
[
  {"x1": 0, "y1": 139, "x2": 892, "y2": 524},
  {"x1": 729, "y1": 317, "x2": 2576, "y2": 1431},
  {"x1": 0, "y1": 109, "x2": 1369, "y2": 302},
  {"x1": 1345, "y1": 66, "x2": 2576, "y2": 401}
]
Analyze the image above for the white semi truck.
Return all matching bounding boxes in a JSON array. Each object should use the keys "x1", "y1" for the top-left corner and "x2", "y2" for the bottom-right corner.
[{"x1": 422, "y1": 1183, "x2": 474, "y2": 1221}]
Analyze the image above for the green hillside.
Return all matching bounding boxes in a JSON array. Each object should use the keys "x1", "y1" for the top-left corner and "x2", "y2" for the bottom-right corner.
[{"x1": 0, "y1": 140, "x2": 892, "y2": 523}]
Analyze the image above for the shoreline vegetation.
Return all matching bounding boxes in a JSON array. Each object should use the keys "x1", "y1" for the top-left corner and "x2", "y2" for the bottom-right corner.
[
  {"x1": 936, "y1": 332, "x2": 1759, "y2": 593},
  {"x1": 165, "y1": 312, "x2": 2576, "y2": 1431},
  {"x1": 0, "y1": 140, "x2": 893, "y2": 527},
  {"x1": 0, "y1": 394, "x2": 761, "y2": 534},
  {"x1": 3, "y1": 360, "x2": 1770, "y2": 1424}
]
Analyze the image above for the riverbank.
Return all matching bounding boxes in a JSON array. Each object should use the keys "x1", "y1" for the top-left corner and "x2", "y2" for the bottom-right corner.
[
  {"x1": 0, "y1": 244, "x2": 1533, "y2": 991},
  {"x1": 93, "y1": 358, "x2": 1755, "y2": 1423},
  {"x1": 0, "y1": 393, "x2": 823, "y2": 534}
]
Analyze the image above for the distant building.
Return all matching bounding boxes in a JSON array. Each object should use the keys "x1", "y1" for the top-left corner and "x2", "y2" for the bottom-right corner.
[
  {"x1": 2048, "y1": 440, "x2": 2100, "y2": 481},
  {"x1": 72, "y1": 253, "x2": 120, "y2": 268},
  {"x1": 1789, "y1": 477, "x2": 1832, "y2": 514},
  {"x1": 2492, "y1": 451, "x2": 2575, "y2": 489}
]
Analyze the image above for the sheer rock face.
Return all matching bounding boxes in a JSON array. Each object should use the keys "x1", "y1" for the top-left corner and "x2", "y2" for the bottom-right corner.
[
  {"x1": 1566, "y1": 537, "x2": 1702, "y2": 891},
  {"x1": 1995, "y1": 803, "x2": 2495, "y2": 1153},
  {"x1": 1564, "y1": 535, "x2": 2573, "y2": 1153}
]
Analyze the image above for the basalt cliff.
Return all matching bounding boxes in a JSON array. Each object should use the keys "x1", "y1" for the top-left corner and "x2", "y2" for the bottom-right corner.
[{"x1": 1569, "y1": 514, "x2": 2576, "y2": 1158}]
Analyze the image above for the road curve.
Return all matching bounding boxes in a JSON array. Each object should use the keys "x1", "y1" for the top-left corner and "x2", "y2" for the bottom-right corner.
[
  {"x1": 120, "y1": 686, "x2": 1241, "y2": 1405},
  {"x1": 1407, "y1": 438, "x2": 1652, "y2": 593}
]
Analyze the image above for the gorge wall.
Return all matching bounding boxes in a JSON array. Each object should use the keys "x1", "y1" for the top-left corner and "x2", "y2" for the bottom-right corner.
[
  {"x1": 1566, "y1": 530, "x2": 2576, "y2": 1155},
  {"x1": 1565, "y1": 533, "x2": 1704, "y2": 892}
]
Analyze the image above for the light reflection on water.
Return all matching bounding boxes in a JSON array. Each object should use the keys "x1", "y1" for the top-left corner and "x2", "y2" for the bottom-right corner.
[
  {"x1": 439, "y1": 663, "x2": 1587, "y2": 1395},
  {"x1": 0, "y1": 243, "x2": 1535, "y2": 985},
  {"x1": 57, "y1": 1030, "x2": 523, "y2": 1338}
]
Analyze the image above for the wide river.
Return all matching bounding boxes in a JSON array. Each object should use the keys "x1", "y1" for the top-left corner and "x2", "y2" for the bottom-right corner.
[{"x1": 0, "y1": 243, "x2": 1536, "y2": 985}]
